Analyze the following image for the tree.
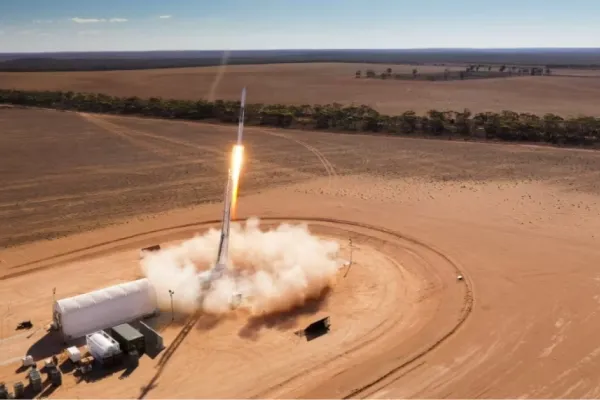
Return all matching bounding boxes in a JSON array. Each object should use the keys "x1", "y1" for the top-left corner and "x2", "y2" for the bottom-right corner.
[
  {"x1": 455, "y1": 109, "x2": 472, "y2": 135},
  {"x1": 412, "y1": 68, "x2": 418, "y2": 79},
  {"x1": 365, "y1": 69, "x2": 376, "y2": 78},
  {"x1": 399, "y1": 111, "x2": 418, "y2": 133},
  {"x1": 1, "y1": 87, "x2": 599, "y2": 149},
  {"x1": 499, "y1": 65, "x2": 506, "y2": 72},
  {"x1": 355, "y1": 70, "x2": 361, "y2": 78},
  {"x1": 386, "y1": 67, "x2": 392, "y2": 75},
  {"x1": 426, "y1": 110, "x2": 446, "y2": 134}
]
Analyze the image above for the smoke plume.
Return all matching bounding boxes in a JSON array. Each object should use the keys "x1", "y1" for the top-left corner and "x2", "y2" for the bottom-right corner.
[{"x1": 140, "y1": 218, "x2": 342, "y2": 317}]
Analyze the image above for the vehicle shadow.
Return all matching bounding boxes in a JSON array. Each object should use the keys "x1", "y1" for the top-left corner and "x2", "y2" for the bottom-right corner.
[{"x1": 237, "y1": 286, "x2": 332, "y2": 340}]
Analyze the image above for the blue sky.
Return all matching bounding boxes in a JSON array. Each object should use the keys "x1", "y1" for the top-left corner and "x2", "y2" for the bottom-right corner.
[{"x1": 0, "y1": 0, "x2": 599, "y2": 52}]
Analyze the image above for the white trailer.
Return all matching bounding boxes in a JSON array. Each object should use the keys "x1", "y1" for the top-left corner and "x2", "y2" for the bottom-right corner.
[
  {"x1": 86, "y1": 331, "x2": 120, "y2": 363},
  {"x1": 53, "y1": 278, "x2": 158, "y2": 340}
]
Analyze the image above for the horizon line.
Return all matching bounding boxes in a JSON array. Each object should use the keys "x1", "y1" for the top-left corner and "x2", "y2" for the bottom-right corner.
[{"x1": 2, "y1": 47, "x2": 600, "y2": 55}]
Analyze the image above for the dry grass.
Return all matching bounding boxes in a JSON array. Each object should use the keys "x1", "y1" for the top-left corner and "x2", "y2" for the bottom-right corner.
[
  {"x1": 3, "y1": 107, "x2": 600, "y2": 248},
  {"x1": 1, "y1": 63, "x2": 600, "y2": 116}
]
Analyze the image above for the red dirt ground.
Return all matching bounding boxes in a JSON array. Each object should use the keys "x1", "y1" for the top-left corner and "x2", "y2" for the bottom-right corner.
[{"x1": 2, "y1": 108, "x2": 600, "y2": 398}]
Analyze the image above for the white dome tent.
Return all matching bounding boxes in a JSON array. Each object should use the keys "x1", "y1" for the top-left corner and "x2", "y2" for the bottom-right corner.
[{"x1": 53, "y1": 278, "x2": 158, "y2": 341}]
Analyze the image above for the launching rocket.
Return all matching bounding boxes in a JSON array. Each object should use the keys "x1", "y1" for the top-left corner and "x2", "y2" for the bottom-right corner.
[
  {"x1": 237, "y1": 87, "x2": 246, "y2": 145},
  {"x1": 199, "y1": 87, "x2": 246, "y2": 291}
]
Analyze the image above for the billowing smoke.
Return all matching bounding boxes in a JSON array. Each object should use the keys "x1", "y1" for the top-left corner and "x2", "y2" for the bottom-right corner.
[{"x1": 140, "y1": 218, "x2": 342, "y2": 317}]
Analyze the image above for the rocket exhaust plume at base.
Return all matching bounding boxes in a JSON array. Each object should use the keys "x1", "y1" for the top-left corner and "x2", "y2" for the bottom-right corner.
[{"x1": 140, "y1": 218, "x2": 342, "y2": 316}]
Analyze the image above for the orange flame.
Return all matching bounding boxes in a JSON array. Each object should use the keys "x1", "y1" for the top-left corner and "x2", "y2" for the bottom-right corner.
[{"x1": 230, "y1": 144, "x2": 244, "y2": 218}]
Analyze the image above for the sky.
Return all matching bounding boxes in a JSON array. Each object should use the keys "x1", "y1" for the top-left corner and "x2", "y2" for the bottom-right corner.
[{"x1": 0, "y1": 0, "x2": 599, "y2": 52}]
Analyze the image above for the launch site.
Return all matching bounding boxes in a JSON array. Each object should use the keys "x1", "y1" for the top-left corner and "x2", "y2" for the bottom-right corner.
[{"x1": 2, "y1": 1, "x2": 600, "y2": 399}]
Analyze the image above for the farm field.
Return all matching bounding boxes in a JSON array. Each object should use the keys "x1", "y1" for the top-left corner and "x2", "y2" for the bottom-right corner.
[
  {"x1": 2, "y1": 107, "x2": 600, "y2": 398},
  {"x1": 1, "y1": 63, "x2": 600, "y2": 116}
]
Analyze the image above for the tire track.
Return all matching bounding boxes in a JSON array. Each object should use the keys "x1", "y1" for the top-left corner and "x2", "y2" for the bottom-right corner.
[
  {"x1": 79, "y1": 113, "x2": 184, "y2": 159},
  {"x1": 93, "y1": 114, "x2": 224, "y2": 158},
  {"x1": 0, "y1": 166, "x2": 321, "y2": 209},
  {"x1": 85, "y1": 114, "x2": 314, "y2": 179},
  {"x1": 254, "y1": 128, "x2": 339, "y2": 187},
  {"x1": 1, "y1": 217, "x2": 472, "y2": 400}
]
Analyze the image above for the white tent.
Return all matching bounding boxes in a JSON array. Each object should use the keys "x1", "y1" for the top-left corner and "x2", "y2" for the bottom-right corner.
[{"x1": 53, "y1": 278, "x2": 158, "y2": 340}]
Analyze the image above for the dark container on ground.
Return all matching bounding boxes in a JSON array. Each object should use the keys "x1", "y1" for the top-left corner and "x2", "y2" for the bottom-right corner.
[
  {"x1": 108, "y1": 323, "x2": 145, "y2": 355},
  {"x1": 27, "y1": 368, "x2": 42, "y2": 393},
  {"x1": 12, "y1": 382, "x2": 24, "y2": 399},
  {"x1": 304, "y1": 317, "x2": 331, "y2": 341},
  {"x1": 48, "y1": 368, "x2": 62, "y2": 386}
]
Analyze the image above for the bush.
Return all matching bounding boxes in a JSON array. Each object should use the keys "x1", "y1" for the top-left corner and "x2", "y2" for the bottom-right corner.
[{"x1": 0, "y1": 88, "x2": 599, "y2": 148}]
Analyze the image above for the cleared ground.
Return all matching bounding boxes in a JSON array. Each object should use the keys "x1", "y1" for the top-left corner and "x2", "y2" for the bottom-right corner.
[
  {"x1": 1, "y1": 63, "x2": 600, "y2": 116},
  {"x1": 2, "y1": 108, "x2": 600, "y2": 397}
]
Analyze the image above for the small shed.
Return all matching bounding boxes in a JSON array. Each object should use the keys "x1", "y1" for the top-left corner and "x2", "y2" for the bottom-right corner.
[
  {"x1": 109, "y1": 323, "x2": 145, "y2": 355},
  {"x1": 66, "y1": 346, "x2": 81, "y2": 363}
]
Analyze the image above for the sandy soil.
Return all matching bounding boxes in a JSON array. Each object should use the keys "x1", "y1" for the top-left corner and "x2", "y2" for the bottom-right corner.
[
  {"x1": 1, "y1": 63, "x2": 600, "y2": 116},
  {"x1": 2, "y1": 108, "x2": 600, "y2": 398}
]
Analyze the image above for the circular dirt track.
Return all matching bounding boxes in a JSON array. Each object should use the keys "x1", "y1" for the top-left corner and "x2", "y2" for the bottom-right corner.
[{"x1": 1, "y1": 218, "x2": 471, "y2": 399}]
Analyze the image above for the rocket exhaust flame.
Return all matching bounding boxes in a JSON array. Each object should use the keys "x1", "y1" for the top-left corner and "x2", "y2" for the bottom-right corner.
[
  {"x1": 231, "y1": 87, "x2": 246, "y2": 219},
  {"x1": 231, "y1": 144, "x2": 244, "y2": 218}
]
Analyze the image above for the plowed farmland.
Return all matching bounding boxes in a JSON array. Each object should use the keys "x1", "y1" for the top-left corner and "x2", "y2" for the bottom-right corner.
[{"x1": 2, "y1": 63, "x2": 600, "y2": 115}]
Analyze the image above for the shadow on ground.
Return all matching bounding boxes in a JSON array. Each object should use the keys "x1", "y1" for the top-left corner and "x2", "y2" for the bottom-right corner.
[
  {"x1": 26, "y1": 330, "x2": 85, "y2": 361},
  {"x1": 238, "y1": 286, "x2": 332, "y2": 340},
  {"x1": 74, "y1": 359, "x2": 139, "y2": 384}
]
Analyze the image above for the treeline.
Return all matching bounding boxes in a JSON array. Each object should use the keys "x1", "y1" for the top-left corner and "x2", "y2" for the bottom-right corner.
[
  {"x1": 357, "y1": 64, "x2": 552, "y2": 81},
  {"x1": 1, "y1": 88, "x2": 599, "y2": 147}
]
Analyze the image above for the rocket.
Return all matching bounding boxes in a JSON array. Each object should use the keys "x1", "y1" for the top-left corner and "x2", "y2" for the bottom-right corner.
[
  {"x1": 237, "y1": 87, "x2": 246, "y2": 145},
  {"x1": 199, "y1": 87, "x2": 246, "y2": 291}
]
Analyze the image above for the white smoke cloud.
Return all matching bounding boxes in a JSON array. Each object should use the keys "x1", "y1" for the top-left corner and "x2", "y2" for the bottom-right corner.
[{"x1": 140, "y1": 218, "x2": 342, "y2": 318}]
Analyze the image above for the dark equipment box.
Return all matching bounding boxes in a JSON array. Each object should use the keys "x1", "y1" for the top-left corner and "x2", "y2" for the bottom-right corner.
[
  {"x1": 13, "y1": 382, "x2": 24, "y2": 399},
  {"x1": 108, "y1": 323, "x2": 145, "y2": 355}
]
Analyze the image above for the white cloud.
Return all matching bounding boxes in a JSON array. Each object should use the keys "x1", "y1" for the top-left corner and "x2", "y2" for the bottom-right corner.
[
  {"x1": 71, "y1": 17, "x2": 128, "y2": 24},
  {"x1": 72, "y1": 17, "x2": 106, "y2": 23},
  {"x1": 33, "y1": 19, "x2": 53, "y2": 24},
  {"x1": 158, "y1": 15, "x2": 172, "y2": 19}
]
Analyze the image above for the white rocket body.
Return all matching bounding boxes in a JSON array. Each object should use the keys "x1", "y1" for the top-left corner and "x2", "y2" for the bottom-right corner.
[{"x1": 199, "y1": 87, "x2": 246, "y2": 297}]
